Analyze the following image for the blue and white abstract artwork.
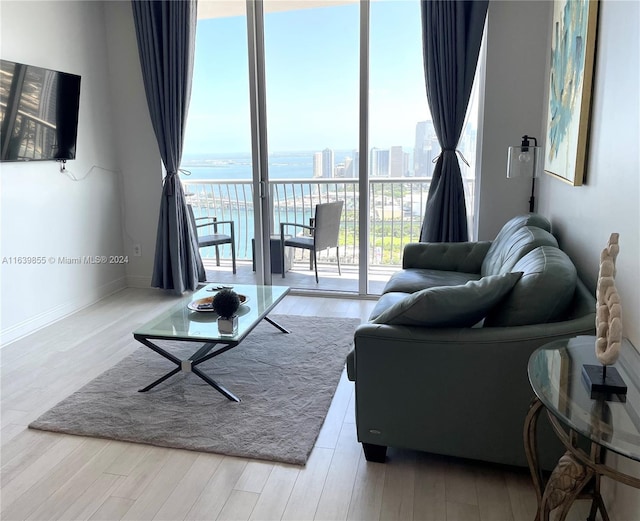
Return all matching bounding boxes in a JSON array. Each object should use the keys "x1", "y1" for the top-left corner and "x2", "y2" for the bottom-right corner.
[{"x1": 544, "y1": 0, "x2": 598, "y2": 186}]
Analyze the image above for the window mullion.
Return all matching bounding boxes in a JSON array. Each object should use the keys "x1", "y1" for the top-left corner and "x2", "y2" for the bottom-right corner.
[
  {"x1": 246, "y1": 0, "x2": 271, "y2": 283},
  {"x1": 358, "y1": 0, "x2": 370, "y2": 296}
]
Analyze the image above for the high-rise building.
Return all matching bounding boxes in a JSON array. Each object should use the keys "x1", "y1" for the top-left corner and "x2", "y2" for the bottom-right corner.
[
  {"x1": 369, "y1": 147, "x2": 378, "y2": 177},
  {"x1": 322, "y1": 148, "x2": 334, "y2": 178},
  {"x1": 343, "y1": 156, "x2": 353, "y2": 178},
  {"x1": 344, "y1": 150, "x2": 358, "y2": 178},
  {"x1": 313, "y1": 152, "x2": 322, "y2": 178},
  {"x1": 370, "y1": 148, "x2": 390, "y2": 177},
  {"x1": 413, "y1": 120, "x2": 439, "y2": 177},
  {"x1": 378, "y1": 150, "x2": 390, "y2": 177},
  {"x1": 390, "y1": 146, "x2": 406, "y2": 177}
]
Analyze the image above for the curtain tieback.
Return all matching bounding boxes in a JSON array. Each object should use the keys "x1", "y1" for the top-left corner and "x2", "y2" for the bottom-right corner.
[
  {"x1": 432, "y1": 148, "x2": 470, "y2": 167},
  {"x1": 164, "y1": 170, "x2": 177, "y2": 196},
  {"x1": 163, "y1": 169, "x2": 191, "y2": 196}
]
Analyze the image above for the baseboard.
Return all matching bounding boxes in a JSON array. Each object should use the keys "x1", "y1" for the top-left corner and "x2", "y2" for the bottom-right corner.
[
  {"x1": 126, "y1": 275, "x2": 153, "y2": 289},
  {"x1": 0, "y1": 276, "x2": 127, "y2": 347}
]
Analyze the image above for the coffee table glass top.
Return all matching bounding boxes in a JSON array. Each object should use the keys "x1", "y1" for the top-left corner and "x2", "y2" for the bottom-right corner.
[
  {"x1": 134, "y1": 284, "x2": 289, "y2": 342},
  {"x1": 528, "y1": 335, "x2": 640, "y2": 462}
]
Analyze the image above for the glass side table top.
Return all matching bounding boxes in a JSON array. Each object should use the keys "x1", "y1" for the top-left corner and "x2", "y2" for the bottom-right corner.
[
  {"x1": 134, "y1": 284, "x2": 290, "y2": 343},
  {"x1": 528, "y1": 335, "x2": 640, "y2": 462}
]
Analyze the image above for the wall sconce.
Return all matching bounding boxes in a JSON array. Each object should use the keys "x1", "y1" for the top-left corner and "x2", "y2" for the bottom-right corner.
[{"x1": 507, "y1": 135, "x2": 542, "y2": 212}]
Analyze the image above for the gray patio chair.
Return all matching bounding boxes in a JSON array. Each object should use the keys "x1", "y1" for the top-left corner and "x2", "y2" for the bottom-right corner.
[
  {"x1": 279, "y1": 201, "x2": 343, "y2": 283},
  {"x1": 187, "y1": 205, "x2": 236, "y2": 274}
]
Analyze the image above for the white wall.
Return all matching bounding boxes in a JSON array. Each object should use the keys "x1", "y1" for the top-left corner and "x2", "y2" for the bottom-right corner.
[
  {"x1": 538, "y1": 0, "x2": 640, "y2": 348},
  {"x1": 477, "y1": 0, "x2": 551, "y2": 240},
  {"x1": 537, "y1": 0, "x2": 640, "y2": 515},
  {"x1": 0, "y1": 1, "x2": 126, "y2": 343},
  {"x1": 103, "y1": 1, "x2": 164, "y2": 289}
]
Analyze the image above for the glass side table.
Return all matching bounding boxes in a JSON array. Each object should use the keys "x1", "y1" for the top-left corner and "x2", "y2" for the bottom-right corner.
[{"x1": 524, "y1": 335, "x2": 640, "y2": 521}]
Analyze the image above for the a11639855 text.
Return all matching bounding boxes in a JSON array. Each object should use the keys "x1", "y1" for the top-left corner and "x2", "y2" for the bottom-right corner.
[{"x1": 1, "y1": 255, "x2": 130, "y2": 265}]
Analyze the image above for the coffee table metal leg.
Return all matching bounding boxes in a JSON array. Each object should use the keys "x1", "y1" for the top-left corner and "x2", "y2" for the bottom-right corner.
[
  {"x1": 192, "y1": 366, "x2": 240, "y2": 402},
  {"x1": 136, "y1": 337, "x2": 242, "y2": 401},
  {"x1": 264, "y1": 316, "x2": 290, "y2": 333},
  {"x1": 138, "y1": 367, "x2": 182, "y2": 392},
  {"x1": 136, "y1": 336, "x2": 182, "y2": 365}
]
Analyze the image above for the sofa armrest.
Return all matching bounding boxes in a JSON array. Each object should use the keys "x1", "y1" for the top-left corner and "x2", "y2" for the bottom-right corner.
[
  {"x1": 402, "y1": 241, "x2": 491, "y2": 272},
  {"x1": 347, "y1": 313, "x2": 596, "y2": 382},
  {"x1": 354, "y1": 315, "x2": 595, "y2": 350}
]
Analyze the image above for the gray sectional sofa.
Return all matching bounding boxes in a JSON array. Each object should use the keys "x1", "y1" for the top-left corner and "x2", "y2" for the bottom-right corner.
[{"x1": 347, "y1": 214, "x2": 596, "y2": 469}]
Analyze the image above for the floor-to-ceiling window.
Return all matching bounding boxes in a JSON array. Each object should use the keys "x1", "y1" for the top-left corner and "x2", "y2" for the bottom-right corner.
[
  {"x1": 263, "y1": 1, "x2": 360, "y2": 289},
  {"x1": 369, "y1": 0, "x2": 480, "y2": 264},
  {"x1": 182, "y1": 0, "x2": 483, "y2": 296},
  {"x1": 181, "y1": 1, "x2": 253, "y2": 267},
  {"x1": 369, "y1": 0, "x2": 431, "y2": 269}
]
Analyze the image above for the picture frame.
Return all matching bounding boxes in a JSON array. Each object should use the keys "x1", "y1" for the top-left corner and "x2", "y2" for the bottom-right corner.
[{"x1": 544, "y1": 0, "x2": 599, "y2": 186}]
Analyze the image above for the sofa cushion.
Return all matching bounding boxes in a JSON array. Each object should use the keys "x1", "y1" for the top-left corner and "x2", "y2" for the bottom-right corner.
[
  {"x1": 484, "y1": 246, "x2": 577, "y2": 327},
  {"x1": 481, "y1": 214, "x2": 552, "y2": 276},
  {"x1": 402, "y1": 241, "x2": 492, "y2": 272},
  {"x1": 382, "y1": 269, "x2": 480, "y2": 295},
  {"x1": 369, "y1": 292, "x2": 412, "y2": 321},
  {"x1": 482, "y1": 226, "x2": 559, "y2": 277},
  {"x1": 371, "y1": 272, "x2": 523, "y2": 327},
  {"x1": 498, "y1": 213, "x2": 552, "y2": 236}
]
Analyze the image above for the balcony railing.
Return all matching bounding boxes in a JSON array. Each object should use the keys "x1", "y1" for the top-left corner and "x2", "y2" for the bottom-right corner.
[{"x1": 182, "y1": 177, "x2": 475, "y2": 266}]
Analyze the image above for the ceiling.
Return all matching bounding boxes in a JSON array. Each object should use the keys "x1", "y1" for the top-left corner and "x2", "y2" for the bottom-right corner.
[{"x1": 197, "y1": 0, "x2": 359, "y2": 20}]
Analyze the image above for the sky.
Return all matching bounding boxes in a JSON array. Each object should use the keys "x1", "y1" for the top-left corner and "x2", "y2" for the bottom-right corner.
[{"x1": 183, "y1": 1, "x2": 431, "y2": 156}]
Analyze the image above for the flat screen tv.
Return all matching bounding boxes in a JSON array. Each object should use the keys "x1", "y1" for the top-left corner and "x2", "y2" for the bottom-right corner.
[{"x1": 0, "y1": 59, "x2": 81, "y2": 162}]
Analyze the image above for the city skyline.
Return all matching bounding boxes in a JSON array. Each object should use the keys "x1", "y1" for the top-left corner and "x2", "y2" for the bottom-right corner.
[
  {"x1": 183, "y1": 113, "x2": 479, "y2": 182},
  {"x1": 182, "y1": 117, "x2": 480, "y2": 183},
  {"x1": 311, "y1": 119, "x2": 439, "y2": 179}
]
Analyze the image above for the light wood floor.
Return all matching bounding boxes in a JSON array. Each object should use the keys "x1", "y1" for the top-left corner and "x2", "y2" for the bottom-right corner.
[{"x1": 1, "y1": 288, "x2": 594, "y2": 521}]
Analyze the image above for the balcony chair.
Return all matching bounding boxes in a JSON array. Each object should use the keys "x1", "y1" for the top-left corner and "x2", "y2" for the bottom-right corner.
[
  {"x1": 279, "y1": 201, "x2": 343, "y2": 283},
  {"x1": 187, "y1": 204, "x2": 236, "y2": 274}
]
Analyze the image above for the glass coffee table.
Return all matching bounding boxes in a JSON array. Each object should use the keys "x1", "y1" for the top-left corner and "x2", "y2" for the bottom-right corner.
[{"x1": 133, "y1": 284, "x2": 290, "y2": 402}]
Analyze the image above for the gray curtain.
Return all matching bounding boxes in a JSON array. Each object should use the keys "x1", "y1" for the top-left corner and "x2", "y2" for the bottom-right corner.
[
  {"x1": 419, "y1": 0, "x2": 489, "y2": 242},
  {"x1": 131, "y1": 0, "x2": 205, "y2": 293}
]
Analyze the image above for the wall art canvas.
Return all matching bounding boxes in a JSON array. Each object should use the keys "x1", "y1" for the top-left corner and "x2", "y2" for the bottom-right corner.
[{"x1": 544, "y1": 0, "x2": 599, "y2": 186}]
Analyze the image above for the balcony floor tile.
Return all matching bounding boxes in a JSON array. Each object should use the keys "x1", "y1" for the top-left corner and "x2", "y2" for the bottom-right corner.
[{"x1": 202, "y1": 259, "x2": 395, "y2": 295}]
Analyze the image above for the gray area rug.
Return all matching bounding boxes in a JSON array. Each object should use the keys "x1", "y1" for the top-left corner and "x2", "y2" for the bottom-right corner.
[{"x1": 29, "y1": 315, "x2": 360, "y2": 465}]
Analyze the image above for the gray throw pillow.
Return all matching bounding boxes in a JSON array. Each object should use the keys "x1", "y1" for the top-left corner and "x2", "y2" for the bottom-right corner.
[{"x1": 371, "y1": 271, "x2": 523, "y2": 327}]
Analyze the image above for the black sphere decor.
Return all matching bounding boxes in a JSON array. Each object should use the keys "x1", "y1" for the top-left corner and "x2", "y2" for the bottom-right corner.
[{"x1": 212, "y1": 289, "x2": 240, "y2": 318}]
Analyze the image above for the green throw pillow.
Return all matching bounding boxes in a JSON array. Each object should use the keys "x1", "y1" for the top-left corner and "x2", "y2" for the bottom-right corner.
[{"x1": 371, "y1": 272, "x2": 523, "y2": 327}]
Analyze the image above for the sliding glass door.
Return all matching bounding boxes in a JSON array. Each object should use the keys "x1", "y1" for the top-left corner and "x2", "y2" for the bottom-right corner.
[
  {"x1": 263, "y1": 1, "x2": 360, "y2": 292},
  {"x1": 182, "y1": 0, "x2": 482, "y2": 295},
  {"x1": 368, "y1": 0, "x2": 432, "y2": 290},
  {"x1": 368, "y1": 0, "x2": 480, "y2": 277},
  {"x1": 181, "y1": 1, "x2": 256, "y2": 276}
]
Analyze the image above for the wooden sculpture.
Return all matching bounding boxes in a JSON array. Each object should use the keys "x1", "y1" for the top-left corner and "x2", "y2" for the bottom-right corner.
[{"x1": 595, "y1": 233, "x2": 622, "y2": 365}]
